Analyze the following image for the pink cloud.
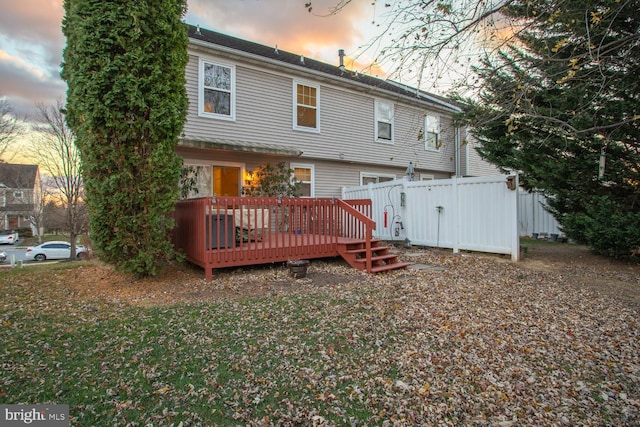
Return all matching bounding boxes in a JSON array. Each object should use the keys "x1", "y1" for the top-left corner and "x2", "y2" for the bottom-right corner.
[{"x1": 187, "y1": 0, "x2": 376, "y2": 67}]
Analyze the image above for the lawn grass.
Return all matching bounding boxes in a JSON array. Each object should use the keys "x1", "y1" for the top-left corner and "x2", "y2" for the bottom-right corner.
[
  {"x1": 520, "y1": 237, "x2": 566, "y2": 246},
  {"x1": 0, "y1": 266, "x2": 403, "y2": 425},
  {"x1": 1, "y1": 258, "x2": 638, "y2": 426}
]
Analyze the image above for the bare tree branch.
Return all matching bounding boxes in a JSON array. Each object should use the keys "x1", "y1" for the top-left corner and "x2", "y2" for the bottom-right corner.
[
  {"x1": 0, "y1": 97, "x2": 22, "y2": 162},
  {"x1": 306, "y1": 0, "x2": 519, "y2": 92},
  {"x1": 30, "y1": 100, "x2": 87, "y2": 258}
]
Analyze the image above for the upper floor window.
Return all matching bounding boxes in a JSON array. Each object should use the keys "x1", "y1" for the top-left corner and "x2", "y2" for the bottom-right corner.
[
  {"x1": 199, "y1": 58, "x2": 235, "y2": 120},
  {"x1": 291, "y1": 163, "x2": 314, "y2": 197},
  {"x1": 294, "y1": 81, "x2": 319, "y2": 132},
  {"x1": 13, "y1": 191, "x2": 24, "y2": 199},
  {"x1": 425, "y1": 114, "x2": 440, "y2": 150},
  {"x1": 375, "y1": 101, "x2": 394, "y2": 143}
]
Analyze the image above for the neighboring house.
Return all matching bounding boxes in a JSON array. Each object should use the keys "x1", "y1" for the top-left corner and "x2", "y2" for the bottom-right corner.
[
  {"x1": 0, "y1": 163, "x2": 41, "y2": 231},
  {"x1": 179, "y1": 24, "x2": 476, "y2": 199}
]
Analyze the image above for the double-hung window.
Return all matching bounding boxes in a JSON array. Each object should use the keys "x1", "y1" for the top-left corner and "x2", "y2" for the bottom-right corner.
[
  {"x1": 425, "y1": 114, "x2": 440, "y2": 150},
  {"x1": 291, "y1": 163, "x2": 314, "y2": 197},
  {"x1": 294, "y1": 81, "x2": 319, "y2": 131},
  {"x1": 375, "y1": 100, "x2": 394, "y2": 143},
  {"x1": 199, "y1": 58, "x2": 235, "y2": 120}
]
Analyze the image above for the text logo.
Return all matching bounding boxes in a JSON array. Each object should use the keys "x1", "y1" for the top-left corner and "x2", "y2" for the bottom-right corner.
[{"x1": 1, "y1": 405, "x2": 69, "y2": 426}]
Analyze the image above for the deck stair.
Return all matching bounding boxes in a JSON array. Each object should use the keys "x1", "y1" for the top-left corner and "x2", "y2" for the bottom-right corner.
[{"x1": 338, "y1": 239, "x2": 411, "y2": 273}]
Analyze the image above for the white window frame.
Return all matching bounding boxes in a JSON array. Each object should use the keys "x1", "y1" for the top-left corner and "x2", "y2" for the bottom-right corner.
[
  {"x1": 419, "y1": 174, "x2": 435, "y2": 181},
  {"x1": 198, "y1": 57, "x2": 236, "y2": 121},
  {"x1": 360, "y1": 172, "x2": 396, "y2": 185},
  {"x1": 13, "y1": 191, "x2": 24, "y2": 199},
  {"x1": 291, "y1": 163, "x2": 315, "y2": 197},
  {"x1": 425, "y1": 114, "x2": 441, "y2": 151},
  {"x1": 182, "y1": 159, "x2": 246, "y2": 198},
  {"x1": 374, "y1": 100, "x2": 394, "y2": 143},
  {"x1": 293, "y1": 81, "x2": 320, "y2": 133}
]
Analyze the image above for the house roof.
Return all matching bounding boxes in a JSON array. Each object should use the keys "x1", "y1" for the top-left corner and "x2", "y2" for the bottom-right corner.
[
  {"x1": 0, "y1": 163, "x2": 39, "y2": 189},
  {"x1": 187, "y1": 24, "x2": 460, "y2": 113}
]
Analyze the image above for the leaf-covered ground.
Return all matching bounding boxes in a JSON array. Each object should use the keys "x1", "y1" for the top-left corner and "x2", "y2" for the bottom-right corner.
[{"x1": 1, "y1": 242, "x2": 638, "y2": 426}]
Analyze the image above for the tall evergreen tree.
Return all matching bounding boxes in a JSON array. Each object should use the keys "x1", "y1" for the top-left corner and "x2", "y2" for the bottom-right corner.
[
  {"x1": 61, "y1": 0, "x2": 189, "y2": 275},
  {"x1": 458, "y1": 0, "x2": 640, "y2": 258}
]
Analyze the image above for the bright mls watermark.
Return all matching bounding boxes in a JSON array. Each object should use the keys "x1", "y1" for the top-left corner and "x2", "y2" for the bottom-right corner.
[{"x1": 1, "y1": 405, "x2": 69, "y2": 426}]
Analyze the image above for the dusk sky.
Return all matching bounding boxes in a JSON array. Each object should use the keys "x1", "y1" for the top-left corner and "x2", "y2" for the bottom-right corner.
[{"x1": 0, "y1": 0, "x2": 390, "y2": 121}]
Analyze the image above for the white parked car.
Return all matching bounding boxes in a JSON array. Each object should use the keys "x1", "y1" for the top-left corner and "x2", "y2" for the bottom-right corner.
[
  {"x1": 0, "y1": 230, "x2": 18, "y2": 245},
  {"x1": 24, "y1": 241, "x2": 89, "y2": 261}
]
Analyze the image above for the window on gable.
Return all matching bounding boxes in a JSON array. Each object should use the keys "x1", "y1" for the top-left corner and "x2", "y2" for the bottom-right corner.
[
  {"x1": 425, "y1": 114, "x2": 440, "y2": 150},
  {"x1": 291, "y1": 163, "x2": 314, "y2": 197},
  {"x1": 294, "y1": 82, "x2": 319, "y2": 131},
  {"x1": 13, "y1": 191, "x2": 24, "y2": 199},
  {"x1": 200, "y1": 59, "x2": 235, "y2": 120},
  {"x1": 375, "y1": 101, "x2": 394, "y2": 143}
]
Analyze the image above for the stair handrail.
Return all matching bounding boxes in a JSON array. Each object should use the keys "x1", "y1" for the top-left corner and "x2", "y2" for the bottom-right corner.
[{"x1": 337, "y1": 199, "x2": 376, "y2": 272}]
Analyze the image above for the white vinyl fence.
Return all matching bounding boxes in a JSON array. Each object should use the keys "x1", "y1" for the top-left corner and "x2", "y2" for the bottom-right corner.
[
  {"x1": 518, "y1": 191, "x2": 563, "y2": 238},
  {"x1": 342, "y1": 175, "x2": 520, "y2": 260}
]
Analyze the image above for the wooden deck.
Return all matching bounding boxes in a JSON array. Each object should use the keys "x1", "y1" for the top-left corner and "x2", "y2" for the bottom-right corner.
[
  {"x1": 172, "y1": 196, "x2": 409, "y2": 280},
  {"x1": 197, "y1": 232, "x2": 363, "y2": 268}
]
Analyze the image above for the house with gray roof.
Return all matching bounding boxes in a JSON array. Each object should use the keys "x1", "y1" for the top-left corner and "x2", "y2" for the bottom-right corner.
[
  {"x1": 179, "y1": 24, "x2": 484, "y2": 199},
  {"x1": 0, "y1": 163, "x2": 41, "y2": 232}
]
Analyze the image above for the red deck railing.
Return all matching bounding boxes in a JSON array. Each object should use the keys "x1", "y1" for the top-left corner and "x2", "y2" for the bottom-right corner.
[{"x1": 172, "y1": 197, "x2": 375, "y2": 280}]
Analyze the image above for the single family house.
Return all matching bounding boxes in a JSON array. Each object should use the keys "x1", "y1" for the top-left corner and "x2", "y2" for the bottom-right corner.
[{"x1": 0, "y1": 163, "x2": 41, "y2": 233}]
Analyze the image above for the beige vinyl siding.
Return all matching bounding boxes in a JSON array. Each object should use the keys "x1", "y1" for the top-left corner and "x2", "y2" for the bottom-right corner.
[
  {"x1": 184, "y1": 54, "x2": 198, "y2": 118},
  {"x1": 320, "y1": 93, "x2": 454, "y2": 175},
  {"x1": 463, "y1": 132, "x2": 501, "y2": 177},
  {"x1": 390, "y1": 105, "x2": 456, "y2": 174},
  {"x1": 313, "y1": 160, "x2": 362, "y2": 198},
  {"x1": 314, "y1": 85, "x2": 371, "y2": 162},
  {"x1": 310, "y1": 160, "x2": 451, "y2": 198},
  {"x1": 430, "y1": 114, "x2": 456, "y2": 173},
  {"x1": 182, "y1": 50, "x2": 458, "y2": 191},
  {"x1": 459, "y1": 129, "x2": 469, "y2": 176},
  {"x1": 184, "y1": 55, "x2": 292, "y2": 142}
]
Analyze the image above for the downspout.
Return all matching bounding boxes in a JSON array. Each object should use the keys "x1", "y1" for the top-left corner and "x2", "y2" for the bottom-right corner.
[{"x1": 454, "y1": 127, "x2": 461, "y2": 177}]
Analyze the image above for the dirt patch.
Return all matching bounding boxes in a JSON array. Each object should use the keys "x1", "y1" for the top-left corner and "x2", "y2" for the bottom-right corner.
[
  {"x1": 519, "y1": 242, "x2": 640, "y2": 308},
  {"x1": 53, "y1": 242, "x2": 639, "y2": 309},
  {"x1": 59, "y1": 258, "x2": 366, "y2": 306}
]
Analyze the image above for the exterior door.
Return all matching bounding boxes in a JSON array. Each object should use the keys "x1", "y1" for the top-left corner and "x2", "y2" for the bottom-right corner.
[{"x1": 213, "y1": 166, "x2": 241, "y2": 196}]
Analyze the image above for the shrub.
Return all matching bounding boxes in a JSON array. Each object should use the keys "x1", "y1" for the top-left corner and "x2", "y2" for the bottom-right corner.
[
  {"x1": 62, "y1": 1, "x2": 189, "y2": 276},
  {"x1": 561, "y1": 196, "x2": 640, "y2": 260},
  {"x1": 243, "y1": 162, "x2": 301, "y2": 197}
]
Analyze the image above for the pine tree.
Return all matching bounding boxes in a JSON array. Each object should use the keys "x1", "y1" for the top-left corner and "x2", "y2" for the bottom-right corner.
[
  {"x1": 61, "y1": 0, "x2": 189, "y2": 275},
  {"x1": 459, "y1": 0, "x2": 640, "y2": 258}
]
